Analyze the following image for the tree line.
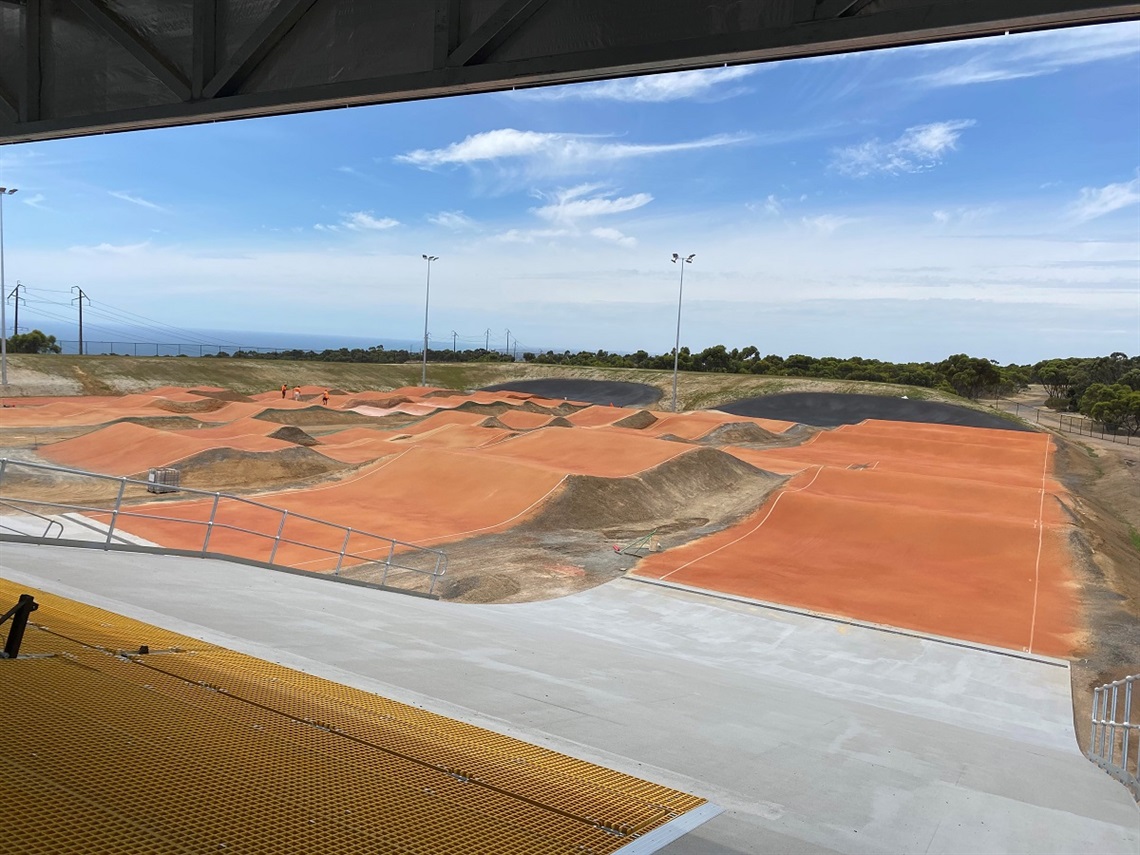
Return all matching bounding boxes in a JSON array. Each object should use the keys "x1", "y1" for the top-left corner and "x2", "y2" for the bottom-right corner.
[{"x1": 6, "y1": 328, "x2": 1137, "y2": 432}]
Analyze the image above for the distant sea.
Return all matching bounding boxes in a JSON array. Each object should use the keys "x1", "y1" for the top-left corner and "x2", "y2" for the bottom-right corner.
[{"x1": 38, "y1": 326, "x2": 561, "y2": 357}]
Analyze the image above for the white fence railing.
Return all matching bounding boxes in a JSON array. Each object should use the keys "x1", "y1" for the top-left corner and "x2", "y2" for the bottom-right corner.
[
  {"x1": 1089, "y1": 674, "x2": 1139, "y2": 801},
  {"x1": 0, "y1": 458, "x2": 447, "y2": 597}
]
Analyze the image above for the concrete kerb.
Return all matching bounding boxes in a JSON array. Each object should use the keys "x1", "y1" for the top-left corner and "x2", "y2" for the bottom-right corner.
[
  {"x1": 0, "y1": 533, "x2": 441, "y2": 600},
  {"x1": 627, "y1": 573, "x2": 1071, "y2": 668}
]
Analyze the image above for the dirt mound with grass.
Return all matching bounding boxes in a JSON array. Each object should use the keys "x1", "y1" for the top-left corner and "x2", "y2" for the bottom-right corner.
[
  {"x1": 342, "y1": 395, "x2": 414, "y2": 409},
  {"x1": 155, "y1": 445, "x2": 345, "y2": 491},
  {"x1": 268, "y1": 426, "x2": 321, "y2": 446},
  {"x1": 478, "y1": 417, "x2": 513, "y2": 430},
  {"x1": 612, "y1": 410, "x2": 658, "y2": 430},
  {"x1": 189, "y1": 389, "x2": 255, "y2": 403},
  {"x1": 149, "y1": 397, "x2": 230, "y2": 414},
  {"x1": 547, "y1": 417, "x2": 573, "y2": 428},
  {"x1": 253, "y1": 406, "x2": 378, "y2": 426},
  {"x1": 441, "y1": 573, "x2": 523, "y2": 603},
  {"x1": 699, "y1": 422, "x2": 780, "y2": 445},
  {"x1": 108, "y1": 415, "x2": 205, "y2": 431},
  {"x1": 523, "y1": 447, "x2": 785, "y2": 535}
]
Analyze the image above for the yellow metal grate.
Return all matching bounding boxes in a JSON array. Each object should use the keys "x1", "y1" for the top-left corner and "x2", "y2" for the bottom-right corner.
[{"x1": 0, "y1": 579, "x2": 707, "y2": 854}]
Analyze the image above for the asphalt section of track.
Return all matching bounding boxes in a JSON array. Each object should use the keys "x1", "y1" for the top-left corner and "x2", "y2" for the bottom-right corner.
[
  {"x1": 716, "y1": 391, "x2": 1032, "y2": 431},
  {"x1": 482, "y1": 379, "x2": 662, "y2": 407}
]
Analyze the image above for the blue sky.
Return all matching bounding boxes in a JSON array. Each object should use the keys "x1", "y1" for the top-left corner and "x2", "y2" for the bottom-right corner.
[{"x1": 0, "y1": 21, "x2": 1137, "y2": 363}]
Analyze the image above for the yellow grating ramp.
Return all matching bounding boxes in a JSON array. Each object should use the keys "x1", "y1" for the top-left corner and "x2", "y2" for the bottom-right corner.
[{"x1": 0, "y1": 579, "x2": 711, "y2": 854}]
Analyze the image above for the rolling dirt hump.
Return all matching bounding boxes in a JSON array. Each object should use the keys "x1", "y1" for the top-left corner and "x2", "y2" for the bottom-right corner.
[
  {"x1": 612, "y1": 410, "x2": 658, "y2": 430},
  {"x1": 524, "y1": 447, "x2": 785, "y2": 532},
  {"x1": 268, "y1": 426, "x2": 321, "y2": 446}
]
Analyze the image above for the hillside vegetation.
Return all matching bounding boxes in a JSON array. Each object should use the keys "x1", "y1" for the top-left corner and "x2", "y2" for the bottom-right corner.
[{"x1": 4, "y1": 353, "x2": 985, "y2": 413}]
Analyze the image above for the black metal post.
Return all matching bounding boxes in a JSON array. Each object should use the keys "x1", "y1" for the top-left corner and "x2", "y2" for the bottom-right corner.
[{"x1": 1, "y1": 594, "x2": 38, "y2": 659}]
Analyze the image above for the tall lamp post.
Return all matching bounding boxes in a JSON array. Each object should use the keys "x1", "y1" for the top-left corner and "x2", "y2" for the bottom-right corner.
[
  {"x1": 421, "y1": 254, "x2": 438, "y2": 387},
  {"x1": 670, "y1": 253, "x2": 695, "y2": 413},
  {"x1": 0, "y1": 186, "x2": 17, "y2": 387}
]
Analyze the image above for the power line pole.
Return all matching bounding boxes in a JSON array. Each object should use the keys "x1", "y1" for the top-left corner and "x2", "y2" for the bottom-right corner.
[
  {"x1": 8, "y1": 281, "x2": 25, "y2": 336},
  {"x1": 451, "y1": 330, "x2": 457, "y2": 352},
  {"x1": 71, "y1": 286, "x2": 90, "y2": 356},
  {"x1": 484, "y1": 328, "x2": 491, "y2": 351},
  {"x1": 504, "y1": 328, "x2": 510, "y2": 355}
]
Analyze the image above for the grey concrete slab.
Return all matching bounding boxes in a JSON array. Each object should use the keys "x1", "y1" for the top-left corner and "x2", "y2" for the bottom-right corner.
[{"x1": 1, "y1": 542, "x2": 1136, "y2": 854}]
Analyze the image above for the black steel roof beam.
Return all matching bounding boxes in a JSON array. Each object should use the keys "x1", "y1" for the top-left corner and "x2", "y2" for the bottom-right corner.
[
  {"x1": 191, "y1": 0, "x2": 217, "y2": 99},
  {"x1": 202, "y1": 0, "x2": 320, "y2": 99},
  {"x1": 0, "y1": 81, "x2": 16, "y2": 123},
  {"x1": 434, "y1": 0, "x2": 461, "y2": 70},
  {"x1": 21, "y1": 0, "x2": 40, "y2": 122},
  {"x1": 447, "y1": 0, "x2": 551, "y2": 67},
  {"x1": 71, "y1": 0, "x2": 191, "y2": 101}
]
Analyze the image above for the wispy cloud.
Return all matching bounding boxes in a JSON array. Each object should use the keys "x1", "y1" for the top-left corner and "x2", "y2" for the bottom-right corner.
[
  {"x1": 532, "y1": 184, "x2": 653, "y2": 224},
  {"x1": 109, "y1": 190, "x2": 167, "y2": 212},
  {"x1": 589, "y1": 227, "x2": 637, "y2": 248},
  {"x1": 21, "y1": 193, "x2": 47, "y2": 209},
  {"x1": 67, "y1": 241, "x2": 150, "y2": 255},
  {"x1": 832, "y1": 120, "x2": 975, "y2": 177},
  {"x1": 394, "y1": 128, "x2": 750, "y2": 172},
  {"x1": 802, "y1": 215, "x2": 857, "y2": 235},
  {"x1": 314, "y1": 211, "x2": 401, "y2": 232},
  {"x1": 1071, "y1": 176, "x2": 1140, "y2": 222},
  {"x1": 429, "y1": 210, "x2": 476, "y2": 230},
  {"x1": 918, "y1": 22, "x2": 1140, "y2": 88},
  {"x1": 516, "y1": 66, "x2": 758, "y2": 103},
  {"x1": 492, "y1": 228, "x2": 572, "y2": 244}
]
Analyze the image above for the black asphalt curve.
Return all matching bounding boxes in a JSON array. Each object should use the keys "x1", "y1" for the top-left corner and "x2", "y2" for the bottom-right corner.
[
  {"x1": 716, "y1": 392, "x2": 1032, "y2": 432},
  {"x1": 482, "y1": 379, "x2": 663, "y2": 407}
]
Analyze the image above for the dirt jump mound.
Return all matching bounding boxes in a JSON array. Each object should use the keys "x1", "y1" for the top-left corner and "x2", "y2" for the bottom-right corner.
[
  {"x1": 267, "y1": 426, "x2": 321, "y2": 446},
  {"x1": 253, "y1": 407, "x2": 377, "y2": 426},
  {"x1": 161, "y1": 445, "x2": 344, "y2": 490},
  {"x1": 612, "y1": 410, "x2": 658, "y2": 430},
  {"x1": 482, "y1": 379, "x2": 662, "y2": 407},
  {"x1": 699, "y1": 422, "x2": 781, "y2": 445},
  {"x1": 717, "y1": 392, "x2": 1032, "y2": 431},
  {"x1": 523, "y1": 447, "x2": 785, "y2": 534}
]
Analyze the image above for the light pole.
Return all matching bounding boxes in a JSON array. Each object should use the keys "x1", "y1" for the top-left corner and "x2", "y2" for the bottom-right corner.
[
  {"x1": 0, "y1": 186, "x2": 17, "y2": 387},
  {"x1": 670, "y1": 253, "x2": 695, "y2": 413},
  {"x1": 421, "y1": 254, "x2": 438, "y2": 387}
]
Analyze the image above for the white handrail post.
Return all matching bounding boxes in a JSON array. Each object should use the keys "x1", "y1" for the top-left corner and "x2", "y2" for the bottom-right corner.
[
  {"x1": 381, "y1": 540, "x2": 395, "y2": 585},
  {"x1": 104, "y1": 477, "x2": 127, "y2": 548},
  {"x1": 0, "y1": 458, "x2": 7, "y2": 492},
  {"x1": 334, "y1": 527, "x2": 351, "y2": 576},
  {"x1": 1122, "y1": 678, "x2": 1132, "y2": 776},
  {"x1": 202, "y1": 493, "x2": 221, "y2": 554},
  {"x1": 269, "y1": 509, "x2": 288, "y2": 565}
]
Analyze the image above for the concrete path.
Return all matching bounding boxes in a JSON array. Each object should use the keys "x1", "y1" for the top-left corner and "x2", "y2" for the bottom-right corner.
[{"x1": 1, "y1": 543, "x2": 1136, "y2": 854}]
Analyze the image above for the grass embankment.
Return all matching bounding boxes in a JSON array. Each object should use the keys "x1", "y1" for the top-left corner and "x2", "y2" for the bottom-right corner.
[{"x1": 5, "y1": 353, "x2": 979, "y2": 412}]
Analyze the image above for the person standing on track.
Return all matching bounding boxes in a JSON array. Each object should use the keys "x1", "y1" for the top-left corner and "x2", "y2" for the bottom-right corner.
[
  {"x1": 321, "y1": 389, "x2": 330, "y2": 406},
  {"x1": 280, "y1": 383, "x2": 287, "y2": 399},
  {"x1": 293, "y1": 386, "x2": 302, "y2": 401}
]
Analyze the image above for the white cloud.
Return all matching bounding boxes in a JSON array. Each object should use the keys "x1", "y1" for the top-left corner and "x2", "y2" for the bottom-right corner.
[
  {"x1": 492, "y1": 228, "x2": 572, "y2": 244},
  {"x1": 395, "y1": 128, "x2": 750, "y2": 171},
  {"x1": 919, "y1": 22, "x2": 1140, "y2": 88},
  {"x1": 67, "y1": 241, "x2": 150, "y2": 255},
  {"x1": 1071, "y1": 176, "x2": 1140, "y2": 222},
  {"x1": 343, "y1": 211, "x2": 400, "y2": 231},
  {"x1": 429, "y1": 211, "x2": 476, "y2": 230},
  {"x1": 802, "y1": 215, "x2": 857, "y2": 235},
  {"x1": 21, "y1": 193, "x2": 47, "y2": 209},
  {"x1": 109, "y1": 190, "x2": 166, "y2": 212},
  {"x1": 590, "y1": 227, "x2": 637, "y2": 248},
  {"x1": 517, "y1": 66, "x2": 758, "y2": 103},
  {"x1": 764, "y1": 195, "x2": 782, "y2": 215},
  {"x1": 532, "y1": 185, "x2": 653, "y2": 223},
  {"x1": 314, "y1": 223, "x2": 339, "y2": 232},
  {"x1": 832, "y1": 120, "x2": 975, "y2": 177}
]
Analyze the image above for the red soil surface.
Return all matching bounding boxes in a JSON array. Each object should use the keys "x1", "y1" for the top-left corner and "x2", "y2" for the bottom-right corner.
[
  {"x1": 112, "y1": 447, "x2": 567, "y2": 567},
  {"x1": 636, "y1": 421, "x2": 1075, "y2": 657},
  {"x1": 497, "y1": 410, "x2": 554, "y2": 430},
  {"x1": 564, "y1": 406, "x2": 632, "y2": 427},
  {"x1": 40, "y1": 422, "x2": 292, "y2": 476},
  {"x1": 640, "y1": 411, "x2": 796, "y2": 439},
  {"x1": 479, "y1": 427, "x2": 692, "y2": 477}
]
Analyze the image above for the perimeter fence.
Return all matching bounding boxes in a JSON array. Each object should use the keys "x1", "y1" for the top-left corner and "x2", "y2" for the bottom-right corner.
[
  {"x1": 993, "y1": 399, "x2": 1135, "y2": 446},
  {"x1": 0, "y1": 458, "x2": 447, "y2": 597},
  {"x1": 1089, "y1": 674, "x2": 1139, "y2": 801},
  {"x1": 55, "y1": 341, "x2": 286, "y2": 357}
]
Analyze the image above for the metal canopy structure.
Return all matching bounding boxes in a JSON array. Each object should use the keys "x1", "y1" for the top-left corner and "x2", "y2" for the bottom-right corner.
[{"x1": 1, "y1": 0, "x2": 1138, "y2": 145}]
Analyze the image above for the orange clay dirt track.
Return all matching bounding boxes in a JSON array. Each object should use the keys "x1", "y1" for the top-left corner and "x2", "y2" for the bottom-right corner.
[{"x1": 2, "y1": 385, "x2": 1077, "y2": 657}]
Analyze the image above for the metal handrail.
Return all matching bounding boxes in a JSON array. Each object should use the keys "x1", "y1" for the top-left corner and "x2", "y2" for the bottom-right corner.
[
  {"x1": 0, "y1": 458, "x2": 447, "y2": 595},
  {"x1": 1089, "y1": 674, "x2": 1138, "y2": 801},
  {"x1": 0, "y1": 498, "x2": 64, "y2": 539}
]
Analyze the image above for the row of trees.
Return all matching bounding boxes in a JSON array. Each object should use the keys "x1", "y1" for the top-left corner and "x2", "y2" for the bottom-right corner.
[{"x1": 211, "y1": 346, "x2": 516, "y2": 364}]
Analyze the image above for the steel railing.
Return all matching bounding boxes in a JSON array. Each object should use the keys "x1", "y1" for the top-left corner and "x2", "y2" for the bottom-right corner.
[
  {"x1": 1089, "y1": 674, "x2": 1139, "y2": 801},
  {"x1": 0, "y1": 498, "x2": 64, "y2": 539},
  {"x1": 0, "y1": 458, "x2": 447, "y2": 596}
]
